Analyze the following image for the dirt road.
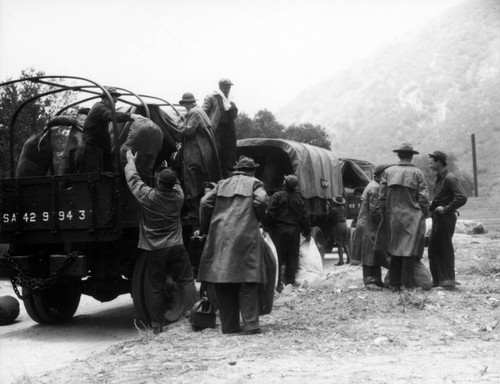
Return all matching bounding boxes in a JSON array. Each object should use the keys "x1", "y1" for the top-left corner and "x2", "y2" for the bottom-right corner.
[
  {"x1": 0, "y1": 256, "x2": 340, "y2": 384},
  {"x1": 0, "y1": 284, "x2": 139, "y2": 384},
  {"x1": 2, "y1": 233, "x2": 500, "y2": 384}
]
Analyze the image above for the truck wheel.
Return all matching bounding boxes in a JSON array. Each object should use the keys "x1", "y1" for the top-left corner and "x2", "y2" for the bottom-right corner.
[
  {"x1": 22, "y1": 279, "x2": 81, "y2": 324},
  {"x1": 311, "y1": 226, "x2": 325, "y2": 261},
  {"x1": 131, "y1": 252, "x2": 184, "y2": 327}
]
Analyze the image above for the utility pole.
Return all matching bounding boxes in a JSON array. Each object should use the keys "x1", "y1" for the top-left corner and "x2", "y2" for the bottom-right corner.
[{"x1": 471, "y1": 134, "x2": 478, "y2": 197}]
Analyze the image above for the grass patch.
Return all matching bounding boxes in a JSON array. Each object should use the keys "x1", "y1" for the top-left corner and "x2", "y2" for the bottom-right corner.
[{"x1": 397, "y1": 289, "x2": 430, "y2": 310}]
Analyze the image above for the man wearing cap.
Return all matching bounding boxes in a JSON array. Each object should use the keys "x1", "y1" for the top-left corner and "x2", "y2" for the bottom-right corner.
[
  {"x1": 177, "y1": 92, "x2": 222, "y2": 223},
  {"x1": 428, "y1": 151, "x2": 467, "y2": 289},
  {"x1": 76, "y1": 87, "x2": 135, "y2": 173},
  {"x1": 202, "y1": 79, "x2": 238, "y2": 177},
  {"x1": 125, "y1": 150, "x2": 197, "y2": 335},
  {"x1": 329, "y1": 196, "x2": 351, "y2": 266},
  {"x1": 375, "y1": 143, "x2": 429, "y2": 291},
  {"x1": 263, "y1": 174, "x2": 311, "y2": 291},
  {"x1": 352, "y1": 164, "x2": 391, "y2": 289},
  {"x1": 198, "y1": 156, "x2": 269, "y2": 335}
]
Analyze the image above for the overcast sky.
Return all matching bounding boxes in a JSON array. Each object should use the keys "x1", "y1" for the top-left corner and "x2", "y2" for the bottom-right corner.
[{"x1": 0, "y1": 0, "x2": 463, "y2": 115}]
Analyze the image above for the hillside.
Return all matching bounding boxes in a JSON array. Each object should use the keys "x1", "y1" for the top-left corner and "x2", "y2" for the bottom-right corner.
[{"x1": 277, "y1": 0, "x2": 500, "y2": 196}]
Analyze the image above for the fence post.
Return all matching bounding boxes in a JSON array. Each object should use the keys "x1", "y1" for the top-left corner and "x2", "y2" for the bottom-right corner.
[{"x1": 471, "y1": 134, "x2": 478, "y2": 197}]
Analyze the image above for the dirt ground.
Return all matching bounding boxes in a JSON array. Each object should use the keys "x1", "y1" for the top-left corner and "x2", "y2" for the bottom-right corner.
[{"x1": 7, "y1": 231, "x2": 500, "y2": 384}]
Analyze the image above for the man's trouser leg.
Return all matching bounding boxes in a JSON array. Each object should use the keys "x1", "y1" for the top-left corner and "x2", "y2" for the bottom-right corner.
[
  {"x1": 401, "y1": 256, "x2": 415, "y2": 289},
  {"x1": 284, "y1": 228, "x2": 301, "y2": 285},
  {"x1": 76, "y1": 144, "x2": 103, "y2": 173},
  {"x1": 363, "y1": 265, "x2": 382, "y2": 286},
  {"x1": 271, "y1": 225, "x2": 299, "y2": 286},
  {"x1": 146, "y1": 249, "x2": 168, "y2": 327},
  {"x1": 389, "y1": 255, "x2": 402, "y2": 290},
  {"x1": 215, "y1": 283, "x2": 241, "y2": 334},
  {"x1": 167, "y1": 245, "x2": 198, "y2": 315},
  {"x1": 239, "y1": 283, "x2": 260, "y2": 332},
  {"x1": 429, "y1": 213, "x2": 457, "y2": 287}
]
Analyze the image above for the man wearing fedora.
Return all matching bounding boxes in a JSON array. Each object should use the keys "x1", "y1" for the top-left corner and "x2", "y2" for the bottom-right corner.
[
  {"x1": 352, "y1": 164, "x2": 391, "y2": 290},
  {"x1": 76, "y1": 87, "x2": 136, "y2": 173},
  {"x1": 263, "y1": 174, "x2": 311, "y2": 291},
  {"x1": 202, "y1": 78, "x2": 238, "y2": 177},
  {"x1": 177, "y1": 92, "x2": 221, "y2": 224},
  {"x1": 198, "y1": 156, "x2": 269, "y2": 335},
  {"x1": 375, "y1": 143, "x2": 429, "y2": 291},
  {"x1": 125, "y1": 150, "x2": 197, "y2": 335},
  {"x1": 428, "y1": 151, "x2": 467, "y2": 290}
]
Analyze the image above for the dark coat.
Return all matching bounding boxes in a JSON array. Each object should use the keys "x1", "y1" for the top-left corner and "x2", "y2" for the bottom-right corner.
[
  {"x1": 180, "y1": 106, "x2": 221, "y2": 200},
  {"x1": 198, "y1": 173, "x2": 269, "y2": 283},
  {"x1": 352, "y1": 179, "x2": 388, "y2": 267}
]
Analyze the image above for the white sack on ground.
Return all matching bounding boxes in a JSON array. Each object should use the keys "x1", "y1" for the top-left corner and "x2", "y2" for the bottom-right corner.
[
  {"x1": 260, "y1": 229, "x2": 278, "y2": 289},
  {"x1": 259, "y1": 230, "x2": 279, "y2": 315},
  {"x1": 296, "y1": 235, "x2": 323, "y2": 286}
]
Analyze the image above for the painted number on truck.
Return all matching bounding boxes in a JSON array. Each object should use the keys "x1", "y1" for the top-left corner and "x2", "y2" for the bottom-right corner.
[{"x1": 2, "y1": 210, "x2": 87, "y2": 223}]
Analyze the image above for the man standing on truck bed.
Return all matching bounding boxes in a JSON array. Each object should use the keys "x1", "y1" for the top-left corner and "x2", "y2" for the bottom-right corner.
[
  {"x1": 76, "y1": 87, "x2": 135, "y2": 173},
  {"x1": 125, "y1": 150, "x2": 197, "y2": 335},
  {"x1": 202, "y1": 78, "x2": 238, "y2": 177},
  {"x1": 177, "y1": 92, "x2": 221, "y2": 223}
]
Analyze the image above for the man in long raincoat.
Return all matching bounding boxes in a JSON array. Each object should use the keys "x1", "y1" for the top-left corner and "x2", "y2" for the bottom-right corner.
[
  {"x1": 178, "y1": 92, "x2": 221, "y2": 222},
  {"x1": 375, "y1": 143, "x2": 429, "y2": 291},
  {"x1": 198, "y1": 156, "x2": 269, "y2": 335},
  {"x1": 352, "y1": 164, "x2": 391, "y2": 290}
]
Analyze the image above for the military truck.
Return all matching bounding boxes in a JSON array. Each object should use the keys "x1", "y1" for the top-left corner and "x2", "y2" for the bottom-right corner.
[{"x1": 0, "y1": 75, "x2": 192, "y2": 325}]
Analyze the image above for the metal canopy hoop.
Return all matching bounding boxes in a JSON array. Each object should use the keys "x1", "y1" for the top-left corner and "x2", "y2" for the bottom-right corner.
[{"x1": 0, "y1": 75, "x2": 152, "y2": 176}]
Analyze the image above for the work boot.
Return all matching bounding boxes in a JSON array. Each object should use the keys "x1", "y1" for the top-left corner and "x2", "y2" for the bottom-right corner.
[
  {"x1": 365, "y1": 283, "x2": 382, "y2": 291},
  {"x1": 276, "y1": 283, "x2": 284, "y2": 294}
]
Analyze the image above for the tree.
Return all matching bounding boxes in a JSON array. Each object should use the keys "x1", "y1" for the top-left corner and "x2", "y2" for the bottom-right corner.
[
  {"x1": 283, "y1": 123, "x2": 331, "y2": 149},
  {"x1": 235, "y1": 112, "x2": 262, "y2": 139},
  {"x1": 0, "y1": 68, "x2": 75, "y2": 177},
  {"x1": 253, "y1": 110, "x2": 285, "y2": 138}
]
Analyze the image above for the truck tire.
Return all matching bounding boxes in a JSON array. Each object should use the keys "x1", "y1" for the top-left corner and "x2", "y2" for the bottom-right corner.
[
  {"x1": 311, "y1": 226, "x2": 325, "y2": 261},
  {"x1": 131, "y1": 252, "x2": 184, "y2": 327},
  {"x1": 22, "y1": 279, "x2": 81, "y2": 324}
]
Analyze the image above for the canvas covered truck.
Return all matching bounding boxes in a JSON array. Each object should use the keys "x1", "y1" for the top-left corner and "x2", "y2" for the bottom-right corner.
[
  {"x1": 236, "y1": 138, "x2": 346, "y2": 258},
  {"x1": 0, "y1": 75, "x2": 198, "y2": 325},
  {"x1": 339, "y1": 158, "x2": 374, "y2": 220}
]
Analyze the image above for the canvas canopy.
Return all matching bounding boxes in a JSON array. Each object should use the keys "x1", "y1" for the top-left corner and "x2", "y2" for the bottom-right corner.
[
  {"x1": 237, "y1": 138, "x2": 343, "y2": 200},
  {"x1": 339, "y1": 158, "x2": 373, "y2": 189}
]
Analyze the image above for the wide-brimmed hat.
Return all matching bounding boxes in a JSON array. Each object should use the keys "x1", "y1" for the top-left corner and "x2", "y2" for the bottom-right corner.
[
  {"x1": 102, "y1": 87, "x2": 122, "y2": 97},
  {"x1": 155, "y1": 167, "x2": 177, "y2": 185},
  {"x1": 179, "y1": 92, "x2": 197, "y2": 105},
  {"x1": 284, "y1": 174, "x2": 299, "y2": 190},
  {"x1": 233, "y1": 155, "x2": 259, "y2": 170},
  {"x1": 333, "y1": 196, "x2": 346, "y2": 205},
  {"x1": 428, "y1": 150, "x2": 447, "y2": 166},
  {"x1": 218, "y1": 78, "x2": 234, "y2": 86},
  {"x1": 374, "y1": 163, "x2": 391, "y2": 175},
  {"x1": 393, "y1": 142, "x2": 419, "y2": 154}
]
